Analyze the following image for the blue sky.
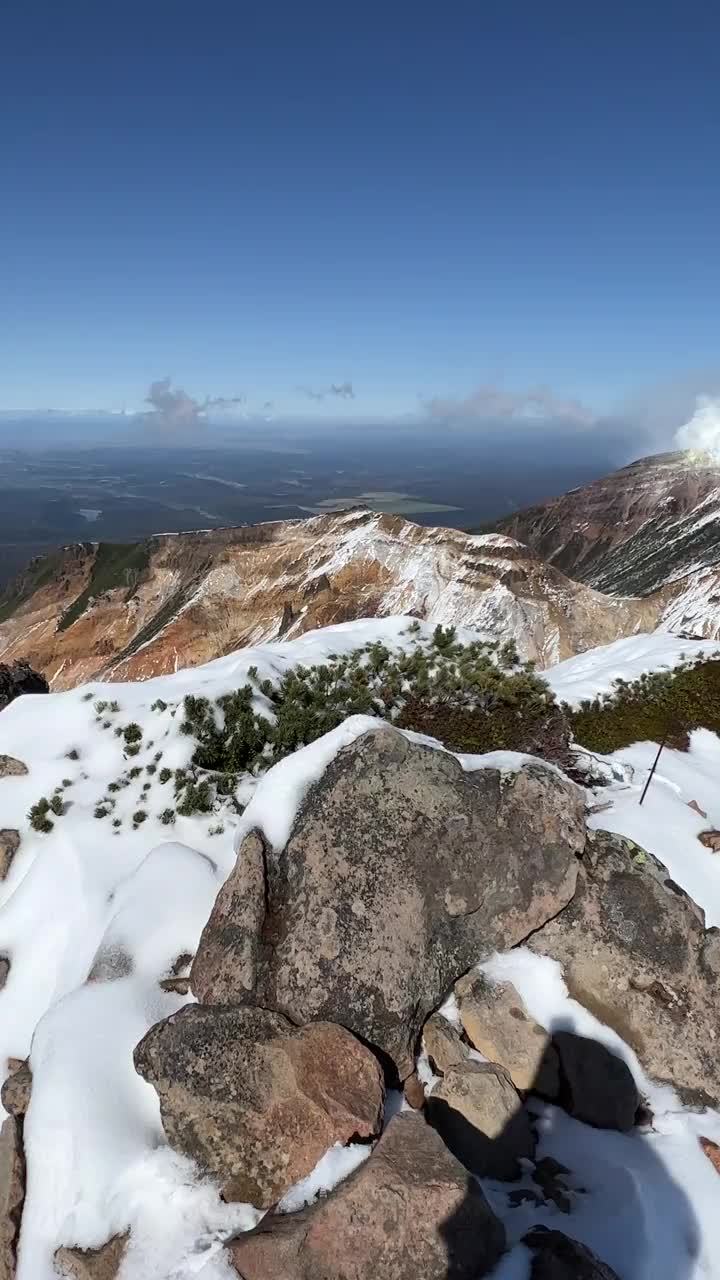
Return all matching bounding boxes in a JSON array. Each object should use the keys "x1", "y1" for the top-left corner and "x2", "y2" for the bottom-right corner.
[{"x1": 2, "y1": 0, "x2": 720, "y2": 425}]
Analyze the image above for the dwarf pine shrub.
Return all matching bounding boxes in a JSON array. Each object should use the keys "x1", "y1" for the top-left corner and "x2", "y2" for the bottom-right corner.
[{"x1": 565, "y1": 654, "x2": 720, "y2": 753}]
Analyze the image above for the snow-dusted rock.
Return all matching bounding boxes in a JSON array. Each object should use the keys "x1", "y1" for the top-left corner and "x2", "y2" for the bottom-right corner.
[
  {"x1": 530, "y1": 828, "x2": 720, "y2": 1105},
  {"x1": 426, "y1": 1060, "x2": 536, "y2": 1179},
  {"x1": 133, "y1": 1006, "x2": 385, "y2": 1209},
  {"x1": 227, "y1": 1110, "x2": 506, "y2": 1280},
  {"x1": 192, "y1": 725, "x2": 586, "y2": 1078},
  {"x1": 0, "y1": 757, "x2": 27, "y2": 780},
  {"x1": 454, "y1": 971, "x2": 559, "y2": 1097},
  {"x1": 0, "y1": 832, "x2": 19, "y2": 882},
  {"x1": 522, "y1": 1225, "x2": 621, "y2": 1279},
  {"x1": 54, "y1": 1233, "x2": 129, "y2": 1279}
]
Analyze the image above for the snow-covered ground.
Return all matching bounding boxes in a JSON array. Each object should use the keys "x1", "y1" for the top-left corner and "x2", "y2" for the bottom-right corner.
[{"x1": 2, "y1": 617, "x2": 720, "y2": 1279}]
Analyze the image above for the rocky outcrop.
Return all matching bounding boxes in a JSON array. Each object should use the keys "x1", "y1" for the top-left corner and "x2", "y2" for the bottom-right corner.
[
  {"x1": 0, "y1": 660, "x2": 48, "y2": 714},
  {"x1": 427, "y1": 1060, "x2": 536, "y2": 1179},
  {"x1": 54, "y1": 1233, "x2": 129, "y2": 1280},
  {"x1": 227, "y1": 1111, "x2": 506, "y2": 1280},
  {"x1": 0, "y1": 1117, "x2": 25, "y2": 1280},
  {"x1": 192, "y1": 727, "x2": 585, "y2": 1078},
  {"x1": 530, "y1": 829, "x2": 720, "y2": 1105},
  {"x1": 0, "y1": 959, "x2": 8, "y2": 993},
  {"x1": 454, "y1": 972, "x2": 559, "y2": 1097},
  {"x1": 0, "y1": 759, "x2": 27, "y2": 781},
  {"x1": 553, "y1": 1032, "x2": 639, "y2": 1131},
  {"x1": 522, "y1": 1226, "x2": 620, "y2": 1279},
  {"x1": 0, "y1": 833, "x2": 20, "y2": 882},
  {"x1": 133, "y1": 1006, "x2": 384, "y2": 1207}
]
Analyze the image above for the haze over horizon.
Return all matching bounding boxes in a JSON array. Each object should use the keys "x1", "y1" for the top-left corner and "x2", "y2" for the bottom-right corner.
[{"x1": 3, "y1": 2, "x2": 720, "y2": 465}]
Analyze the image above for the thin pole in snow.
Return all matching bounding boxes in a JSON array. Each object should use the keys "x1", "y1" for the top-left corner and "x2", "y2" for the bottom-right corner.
[{"x1": 639, "y1": 729, "x2": 670, "y2": 806}]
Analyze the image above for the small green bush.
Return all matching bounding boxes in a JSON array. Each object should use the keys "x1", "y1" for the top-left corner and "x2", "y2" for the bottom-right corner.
[
  {"x1": 112, "y1": 818, "x2": 122, "y2": 828},
  {"x1": 159, "y1": 768, "x2": 172, "y2": 784},
  {"x1": 132, "y1": 809, "x2": 147, "y2": 826},
  {"x1": 49, "y1": 794, "x2": 65, "y2": 817},
  {"x1": 159, "y1": 808, "x2": 176, "y2": 825},
  {"x1": 128, "y1": 766, "x2": 142, "y2": 779},
  {"x1": 94, "y1": 805, "x2": 109, "y2": 819},
  {"x1": 28, "y1": 798, "x2": 53, "y2": 833}
]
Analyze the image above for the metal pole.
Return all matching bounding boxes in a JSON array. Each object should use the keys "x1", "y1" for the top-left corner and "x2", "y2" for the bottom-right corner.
[{"x1": 639, "y1": 728, "x2": 669, "y2": 806}]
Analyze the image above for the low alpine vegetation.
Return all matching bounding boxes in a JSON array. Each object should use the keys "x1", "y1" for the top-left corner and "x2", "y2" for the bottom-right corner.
[
  {"x1": 566, "y1": 653, "x2": 720, "y2": 753},
  {"x1": 175, "y1": 626, "x2": 560, "y2": 812}
]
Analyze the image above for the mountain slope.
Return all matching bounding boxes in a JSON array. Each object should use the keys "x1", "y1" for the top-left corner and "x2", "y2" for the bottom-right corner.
[
  {"x1": 493, "y1": 450, "x2": 720, "y2": 597},
  {"x1": 0, "y1": 510, "x2": 669, "y2": 689}
]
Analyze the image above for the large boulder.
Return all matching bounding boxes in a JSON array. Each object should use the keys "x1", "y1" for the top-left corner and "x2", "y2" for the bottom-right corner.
[
  {"x1": 0, "y1": 660, "x2": 48, "y2": 714},
  {"x1": 426, "y1": 1060, "x2": 536, "y2": 1178},
  {"x1": 0, "y1": 1061, "x2": 32, "y2": 1119},
  {"x1": 455, "y1": 971, "x2": 559, "y2": 1097},
  {"x1": 192, "y1": 727, "x2": 586, "y2": 1077},
  {"x1": 530, "y1": 828, "x2": 720, "y2": 1105},
  {"x1": 133, "y1": 1005, "x2": 385, "y2": 1208},
  {"x1": 0, "y1": 1117, "x2": 25, "y2": 1280},
  {"x1": 227, "y1": 1110, "x2": 506, "y2": 1280}
]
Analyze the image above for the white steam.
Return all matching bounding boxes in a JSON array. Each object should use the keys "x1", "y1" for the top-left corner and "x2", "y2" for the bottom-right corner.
[{"x1": 675, "y1": 395, "x2": 720, "y2": 460}]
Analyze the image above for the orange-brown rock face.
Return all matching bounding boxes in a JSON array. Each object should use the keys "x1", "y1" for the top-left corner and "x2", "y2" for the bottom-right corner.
[{"x1": 0, "y1": 509, "x2": 676, "y2": 690}]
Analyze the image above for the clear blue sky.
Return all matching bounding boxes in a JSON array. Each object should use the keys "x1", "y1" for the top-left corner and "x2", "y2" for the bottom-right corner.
[{"x1": 2, "y1": 0, "x2": 720, "y2": 419}]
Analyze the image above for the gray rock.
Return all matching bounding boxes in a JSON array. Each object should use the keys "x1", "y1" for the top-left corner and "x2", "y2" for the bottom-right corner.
[
  {"x1": 0, "y1": 758, "x2": 27, "y2": 780},
  {"x1": 228, "y1": 1110, "x2": 506, "y2": 1280},
  {"x1": 554, "y1": 1031, "x2": 639, "y2": 1131},
  {"x1": 0, "y1": 1062, "x2": 32, "y2": 1118},
  {"x1": 455, "y1": 971, "x2": 559, "y2": 1097},
  {"x1": 0, "y1": 1117, "x2": 25, "y2": 1280},
  {"x1": 54, "y1": 1232, "x2": 130, "y2": 1279},
  {"x1": 523, "y1": 1226, "x2": 620, "y2": 1278},
  {"x1": 530, "y1": 828, "x2": 720, "y2": 1105},
  {"x1": 0, "y1": 832, "x2": 20, "y2": 882},
  {"x1": 0, "y1": 959, "x2": 8, "y2": 994},
  {"x1": 427, "y1": 1060, "x2": 536, "y2": 1179},
  {"x1": 422, "y1": 1014, "x2": 469, "y2": 1075},
  {"x1": 192, "y1": 727, "x2": 585, "y2": 1077},
  {"x1": 133, "y1": 1005, "x2": 385, "y2": 1208}
]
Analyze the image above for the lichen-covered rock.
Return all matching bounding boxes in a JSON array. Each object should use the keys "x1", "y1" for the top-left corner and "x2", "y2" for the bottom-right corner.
[
  {"x1": 0, "y1": 832, "x2": 20, "y2": 882},
  {"x1": 530, "y1": 828, "x2": 720, "y2": 1105},
  {"x1": 133, "y1": 1005, "x2": 384, "y2": 1208},
  {"x1": 54, "y1": 1232, "x2": 129, "y2": 1279},
  {"x1": 192, "y1": 727, "x2": 585, "y2": 1077},
  {"x1": 0, "y1": 1117, "x2": 25, "y2": 1280},
  {"x1": 427, "y1": 1060, "x2": 536, "y2": 1179},
  {"x1": 455, "y1": 971, "x2": 559, "y2": 1096},
  {"x1": 228, "y1": 1111, "x2": 506, "y2": 1280}
]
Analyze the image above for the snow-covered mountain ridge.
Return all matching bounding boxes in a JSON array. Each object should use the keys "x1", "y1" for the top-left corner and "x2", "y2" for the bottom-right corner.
[{"x1": 494, "y1": 449, "x2": 720, "y2": 602}]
